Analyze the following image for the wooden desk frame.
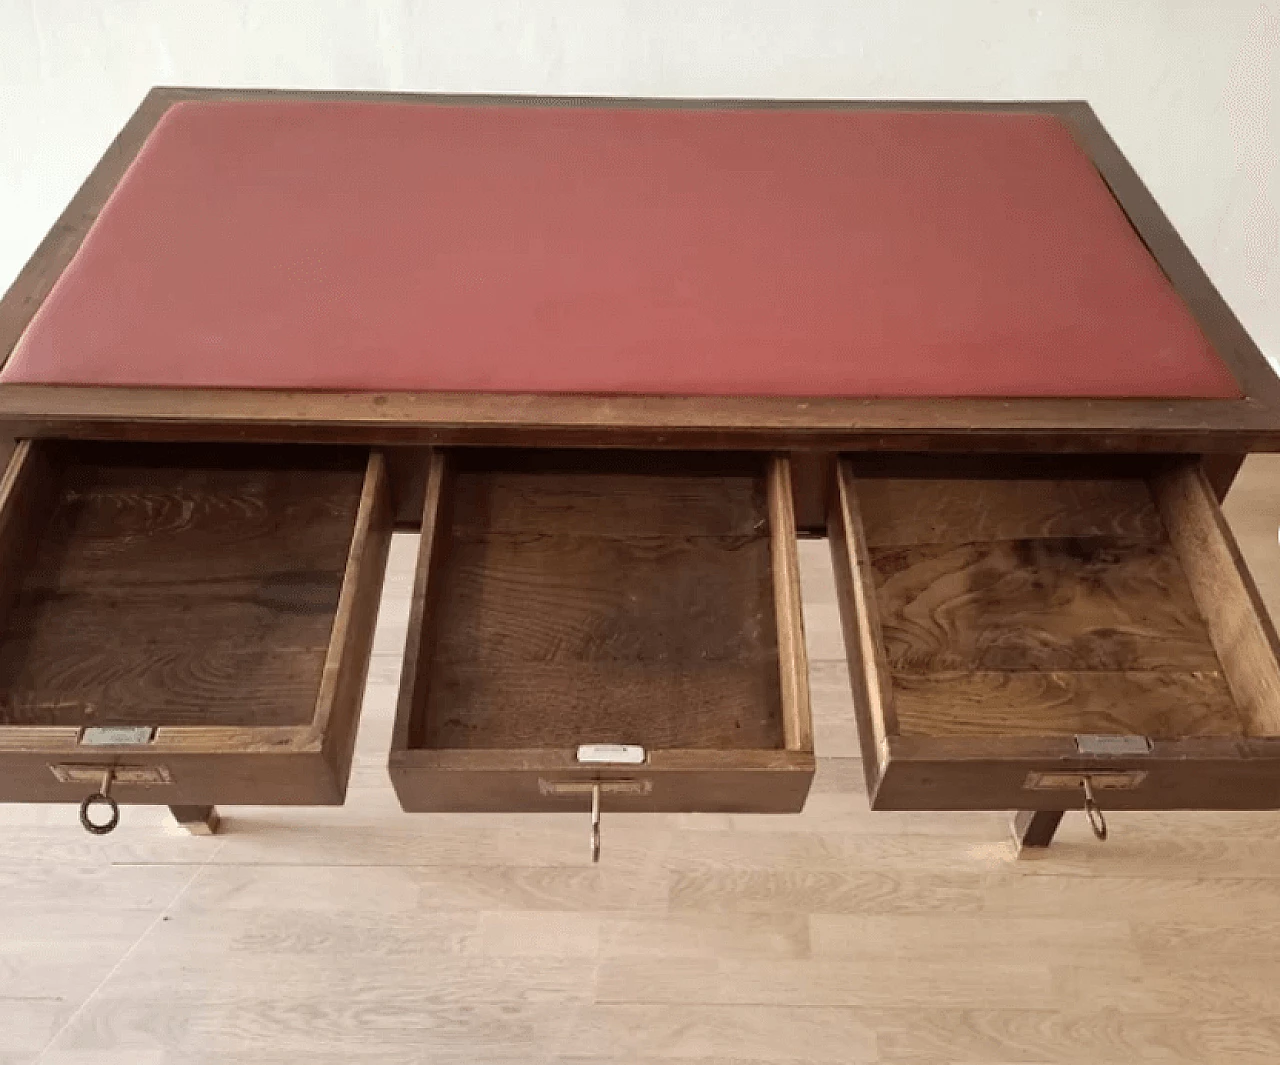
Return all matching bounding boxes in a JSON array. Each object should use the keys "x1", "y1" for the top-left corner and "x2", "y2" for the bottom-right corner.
[{"x1": 3, "y1": 89, "x2": 1278, "y2": 849}]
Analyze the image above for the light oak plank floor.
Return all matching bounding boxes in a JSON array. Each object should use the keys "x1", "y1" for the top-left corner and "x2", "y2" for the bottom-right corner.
[{"x1": 5, "y1": 456, "x2": 1280, "y2": 1063}]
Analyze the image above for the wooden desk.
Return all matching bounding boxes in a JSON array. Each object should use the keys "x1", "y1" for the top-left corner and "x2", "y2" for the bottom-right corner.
[{"x1": 1, "y1": 89, "x2": 1277, "y2": 852}]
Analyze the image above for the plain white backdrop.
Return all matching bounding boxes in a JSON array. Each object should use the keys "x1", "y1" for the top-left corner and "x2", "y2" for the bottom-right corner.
[{"x1": 1, "y1": 1, "x2": 1277, "y2": 365}]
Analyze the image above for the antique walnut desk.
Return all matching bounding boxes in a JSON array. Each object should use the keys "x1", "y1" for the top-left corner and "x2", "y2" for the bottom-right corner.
[{"x1": 1, "y1": 88, "x2": 1279, "y2": 853}]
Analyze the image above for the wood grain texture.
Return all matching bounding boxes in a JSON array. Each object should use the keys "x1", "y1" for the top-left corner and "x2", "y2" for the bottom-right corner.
[
  {"x1": 387, "y1": 756, "x2": 815, "y2": 814},
  {"x1": 1155, "y1": 462, "x2": 1280, "y2": 736},
  {"x1": 0, "y1": 443, "x2": 367, "y2": 728},
  {"x1": 870, "y1": 536, "x2": 1221, "y2": 674},
  {"x1": 769, "y1": 455, "x2": 812, "y2": 752},
  {"x1": 0, "y1": 747, "x2": 361, "y2": 806},
  {"x1": 392, "y1": 449, "x2": 449, "y2": 756},
  {"x1": 1, "y1": 91, "x2": 1278, "y2": 453},
  {"x1": 448, "y1": 449, "x2": 767, "y2": 537},
  {"x1": 855, "y1": 476, "x2": 1164, "y2": 547},
  {"x1": 418, "y1": 452, "x2": 783, "y2": 752},
  {"x1": 828, "y1": 460, "x2": 895, "y2": 791},
  {"x1": 6, "y1": 386, "x2": 1280, "y2": 453},
  {"x1": 422, "y1": 661, "x2": 782, "y2": 750},
  {"x1": 0, "y1": 440, "x2": 57, "y2": 625},
  {"x1": 424, "y1": 533, "x2": 780, "y2": 750},
  {"x1": 874, "y1": 743, "x2": 1280, "y2": 812},
  {"x1": 313, "y1": 451, "x2": 393, "y2": 798},
  {"x1": 892, "y1": 670, "x2": 1239, "y2": 738}
]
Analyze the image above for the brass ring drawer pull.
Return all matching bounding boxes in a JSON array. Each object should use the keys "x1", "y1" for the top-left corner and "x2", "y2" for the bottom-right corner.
[
  {"x1": 591, "y1": 784, "x2": 601, "y2": 863},
  {"x1": 51, "y1": 764, "x2": 174, "y2": 836},
  {"x1": 1024, "y1": 770, "x2": 1145, "y2": 843},
  {"x1": 1081, "y1": 777, "x2": 1107, "y2": 841},
  {"x1": 79, "y1": 768, "x2": 119, "y2": 835}
]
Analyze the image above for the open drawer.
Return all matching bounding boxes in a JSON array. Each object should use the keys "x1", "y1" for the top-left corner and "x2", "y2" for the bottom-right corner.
[
  {"x1": 0, "y1": 440, "x2": 391, "y2": 808},
  {"x1": 390, "y1": 449, "x2": 814, "y2": 813},
  {"x1": 830, "y1": 454, "x2": 1280, "y2": 812}
]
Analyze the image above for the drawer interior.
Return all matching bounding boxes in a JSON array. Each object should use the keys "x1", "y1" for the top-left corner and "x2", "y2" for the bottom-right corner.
[
  {"x1": 400, "y1": 449, "x2": 804, "y2": 756},
  {"x1": 835, "y1": 455, "x2": 1280, "y2": 745},
  {"x1": 0, "y1": 441, "x2": 373, "y2": 729}
]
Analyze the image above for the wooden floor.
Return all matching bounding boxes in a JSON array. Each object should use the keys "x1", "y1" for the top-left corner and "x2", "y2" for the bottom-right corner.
[{"x1": 6, "y1": 456, "x2": 1280, "y2": 1063}]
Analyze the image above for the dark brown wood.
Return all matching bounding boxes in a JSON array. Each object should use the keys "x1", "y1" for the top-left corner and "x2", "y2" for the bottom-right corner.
[
  {"x1": 389, "y1": 749, "x2": 815, "y2": 814},
  {"x1": 390, "y1": 448, "x2": 449, "y2": 761},
  {"x1": 1012, "y1": 809, "x2": 1064, "y2": 853},
  {"x1": 417, "y1": 452, "x2": 776, "y2": 746},
  {"x1": 0, "y1": 746, "x2": 356, "y2": 806},
  {"x1": 874, "y1": 740, "x2": 1280, "y2": 811},
  {"x1": 421, "y1": 450, "x2": 781, "y2": 751},
  {"x1": 1153, "y1": 463, "x2": 1280, "y2": 736},
  {"x1": 382, "y1": 445, "x2": 431, "y2": 528},
  {"x1": 423, "y1": 660, "x2": 782, "y2": 750},
  {"x1": 169, "y1": 804, "x2": 219, "y2": 835},
  {"x1": 0, "y1": 441, "x2": 59, "y2": 626},
  {"x1": 0, "y1": 443, "x2": 391, "y2": 805},
  {"x1": 828, "y1": 458, "x2": 899, "y2": 798},
  {"x1": 1202, "y1": 453, "x2": 1247, "y2": 501},
  {"x1": 390, "y1": 448, "x2": 814, "y2": 813},
  {"x1": 892, "y1": 671, "x2": 1238, "y2": 739},
  {"x1": 0, "y1": 442, "x2": 366, "y2": 728},
  {"x1": 2, "y1": 388, "x2": 1277, "y2": 454},
  {"x1": 448, "y1": 449, "x2": 768, "y2": 536},
  {"x1": 0, "y1": 91, "x2": 1277, "y2": 453},
  {"x1": 830, "y1": 454, "x2": 1280, "y2": 812},
  {"x1": 769, "y1": 456, "x2": 812, "y2": 754},
  {"x1": 873, "y1": 536, "x2": 1219, "y2": 675},
  {"x1": 788, "y1": 451, "x2": 834, "y2": 535},
  {"x1": 313, "y1": 451, "x2": 393, "y2": 801},
  {"x1": 854, "y1": 473, "x2": 1166, "y2": 547}
]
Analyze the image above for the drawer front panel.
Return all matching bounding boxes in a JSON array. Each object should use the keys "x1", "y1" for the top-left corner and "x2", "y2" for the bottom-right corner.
[
  {"x1": 390, "y1": 762, "x2": 814, "y2": 814},
  {"x1": 871, "y1": 754, "x2": 1280, "y2": 812},
  {"x1": 0, "y1": 750, "x2": 347, "y2": 805}
]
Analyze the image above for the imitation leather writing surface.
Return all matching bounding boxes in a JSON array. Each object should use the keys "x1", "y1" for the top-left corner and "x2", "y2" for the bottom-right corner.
[{"x1": 1, "y1": 101, "x2": 1239, "y2": 398}]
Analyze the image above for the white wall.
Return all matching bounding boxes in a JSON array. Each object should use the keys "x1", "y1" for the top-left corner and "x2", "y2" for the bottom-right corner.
[{"x1": 2, "y1": 0, "x2": 1278, "y2": 363}]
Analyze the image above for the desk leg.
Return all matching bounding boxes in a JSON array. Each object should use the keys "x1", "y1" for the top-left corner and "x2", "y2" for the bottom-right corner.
[
  {"x1": 170, "y1": 805, "x2": 220, "y2": 835},
  {"x1": 1012, "y1": 810, "x2": 1063, "y2": 855}
]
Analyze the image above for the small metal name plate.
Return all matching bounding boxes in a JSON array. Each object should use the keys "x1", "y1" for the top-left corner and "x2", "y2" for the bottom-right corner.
[
  {"x1": 1074, "y1": 734, "x2": 1153, "y2": 756},
  {"x1": 51, "y1": 764, "x2": 172, "y2": 786},
  {"x1": 1026, "y1": 769, "x2": 1147, "y2": 791},
  {"x1": 539, "y1": 779, "x2": 652, "y2": 796},
  {"x1": 79, "y1": 726, "x2": 156, "y2": 747},
  {"x1": 577, "y1": 744, "x2": 646, "y2": 765}
]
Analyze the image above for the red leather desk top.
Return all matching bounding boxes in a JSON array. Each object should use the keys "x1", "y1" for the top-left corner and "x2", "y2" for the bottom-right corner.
[{"x1": 1, "y1": 101, "x2": 1239, "y2": 399}]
